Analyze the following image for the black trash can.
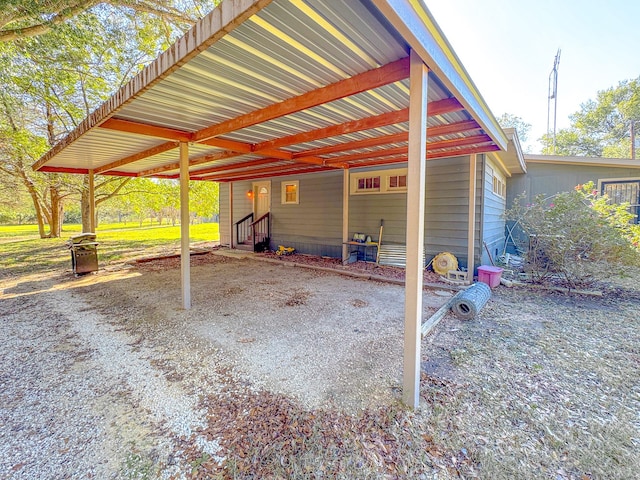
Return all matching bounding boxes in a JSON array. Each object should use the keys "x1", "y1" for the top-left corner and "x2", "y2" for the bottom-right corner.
[{"x1": 67, "y1": 233, "x2": 99, "y2": 274}]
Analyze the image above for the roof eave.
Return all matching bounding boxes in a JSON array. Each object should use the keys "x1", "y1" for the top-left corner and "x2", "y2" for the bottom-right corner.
[
  {"x1": 494, "y1": 127, "x2": 526, "y2": 175},
  {"x1": 524, "y1": 154, "x2": 640, "y2": 168},
  {"x1": 370, "y1": 0, "x2": 507, "y2": 152}
]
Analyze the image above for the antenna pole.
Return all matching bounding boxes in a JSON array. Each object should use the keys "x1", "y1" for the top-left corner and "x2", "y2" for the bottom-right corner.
[{"x1": 547, "y1": 49, "x2": 561, "y2": 153}]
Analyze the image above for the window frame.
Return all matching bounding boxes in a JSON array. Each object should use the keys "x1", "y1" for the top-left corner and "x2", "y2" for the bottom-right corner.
[
  {"x1": 280, "y1": 180, "x2": 299, "y2": 205},
  {"x1": 598, "y1": 177, "x2": 640, "y2": 224},
  {"x1": 350, "y1": 168, "x2": 408, "y2": 195},
  {"x1": 487, "y1": 165, "x2": 506, "y2": 199}
]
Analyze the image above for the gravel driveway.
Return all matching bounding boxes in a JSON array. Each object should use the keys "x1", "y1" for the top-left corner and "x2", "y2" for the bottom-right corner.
[
  {"x1": 1, "y1": 253, "x2": 453, "y2": 478},
  {"x1": 1, "y1": 251, "x2": 638, "y2": 479}
]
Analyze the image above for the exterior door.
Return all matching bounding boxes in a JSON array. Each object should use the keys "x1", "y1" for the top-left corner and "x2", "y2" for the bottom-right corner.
[{"x1": 253, "y1": 181, "x2": 271, "y2": 218}]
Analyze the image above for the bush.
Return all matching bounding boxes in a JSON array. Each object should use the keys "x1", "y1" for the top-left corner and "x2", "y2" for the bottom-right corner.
[{"x1": 505, "y1": 182, "x2": 640, "y2": 287}]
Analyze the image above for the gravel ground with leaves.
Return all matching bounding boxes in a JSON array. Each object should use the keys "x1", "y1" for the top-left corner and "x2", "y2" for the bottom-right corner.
[{"x1": 1, "y1": 250, "x2": 638, "y2": 479}]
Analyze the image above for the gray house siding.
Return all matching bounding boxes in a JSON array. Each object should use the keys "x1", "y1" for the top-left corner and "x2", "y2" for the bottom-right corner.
[
  {"x1": 508, "y1": 163, "x2": 640, "y2": 206},
  {"x1": 480, "y1": 157, "x2": 506, "y2": 266},
  {"x1": 220, "y1": 155, "x2": 490, "y2": 269},
  {"x1": 271, "y1": 172, "x2": 343, "y2": 257},
  {"x1": 425, "y1": 157, "x2": 481, "y2": 268},
  {"x1": 219, "y1": 182, "x2": 253, "y2": 246},
  {"x1": 506, "y1": 162, "x2": 640, "y2": 252}
]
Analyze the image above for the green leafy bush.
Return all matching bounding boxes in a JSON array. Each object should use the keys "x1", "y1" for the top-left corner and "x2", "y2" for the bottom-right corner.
[{"x1": 505, "y1": 182, "x2": 640, "y2": 287}]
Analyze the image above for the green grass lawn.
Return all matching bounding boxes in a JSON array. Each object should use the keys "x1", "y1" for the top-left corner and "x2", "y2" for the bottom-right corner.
[{"x1": 0, "y1": 222, "x2": 219, "y2": 279}]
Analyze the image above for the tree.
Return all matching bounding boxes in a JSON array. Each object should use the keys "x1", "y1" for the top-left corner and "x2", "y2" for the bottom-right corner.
[
  {"x1": 497, "y1": 113, "x2": 531, "y2": 144},
  {"x1": 541, "y1": 78, "x2": 640, "y2": 157},
  {"x1": 0, "y1": 1, "x2": 216, "y2": 236},
  {"x1": 0, "y1": 1, "x2": 217, "y2": 42}
]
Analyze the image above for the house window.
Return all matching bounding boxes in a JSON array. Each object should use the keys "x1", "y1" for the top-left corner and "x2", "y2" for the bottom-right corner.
[
  {"x1": 388, "y1": 174, "x2": 407, "y2": 191},
  {"x1": 488, "y1": 166, "x2": 506, "y2": 198},
  {"x1": 351, "y1": 168, "x2": 408, "y2": 195},
  {"x1": 281, "y1": 181, "x2": 299, "y2": 204},
  {"x1": 492, "y1": 175, "x2": 506, "y2": 198},
  {"x1": 357, "y1": 176, "x2": 381, "y2": 192},
  {"x1": 601, "y1": 179, "x2": 640, "y2": 224}
]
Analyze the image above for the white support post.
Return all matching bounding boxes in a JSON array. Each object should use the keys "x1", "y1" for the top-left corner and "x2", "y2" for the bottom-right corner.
[
  {"x1": 179, "y1": 142, "x2": 191, "y2": 310},
  {"x1": 403, "y1": 49, "x2": 428, "y2": 409},
  {"x1": 88, "y1": 169, "x2": 96, "y2": 233},
  {"x1": 467, "y1": 154, "x2": 477, "y2": 281},
  {"x1": 228, "y1": 182, "x2": 234, "y2": 248},
  {"x1": 342, "y1": 168, "x2": 349, "y2": 263}
]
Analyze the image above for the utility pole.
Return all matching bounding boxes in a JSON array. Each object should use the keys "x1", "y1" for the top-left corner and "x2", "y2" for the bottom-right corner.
[{"x1": 547, "y1": 49, "x2": 561, "y2": 154}]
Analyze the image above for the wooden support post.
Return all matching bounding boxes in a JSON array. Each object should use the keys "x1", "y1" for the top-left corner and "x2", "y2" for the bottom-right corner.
[
  {"x1": 229, "y1": 182, "x2": 234, "y2": 248},
  {"x1": 179, "y1": 142, "x2": 191, "y2": 310},
  {"x1": 342, "y1": 168, "x2": 349, "y2": 263},
  {"x1": 403, "y1": 49, "x2": 428, "y2": 409},
  {"x1": 467, "y1": 154, "x2": 477, "y2": 280},
  {"x1": 88, "y1": 169, "x2": 96, "y2": 233}
]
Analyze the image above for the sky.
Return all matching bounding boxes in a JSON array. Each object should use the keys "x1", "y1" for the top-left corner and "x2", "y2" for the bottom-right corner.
[{"x1": 427, "y1": 0, "x2": 640, "y2": 153}]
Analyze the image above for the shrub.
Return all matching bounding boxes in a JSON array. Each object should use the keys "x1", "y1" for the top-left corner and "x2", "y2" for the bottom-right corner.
[{"x1": 505, "y1": 182, "x2": 640, "y2": 288}]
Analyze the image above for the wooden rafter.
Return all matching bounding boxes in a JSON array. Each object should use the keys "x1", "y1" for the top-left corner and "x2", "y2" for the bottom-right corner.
[
  {"x1": 192, "y1": 57, "x2": 410, "y2": 142},
  {"x1": 313, "y1": 135, "x2": 490, "y2": 166},
  {"x1": 198, "y1": 162, "x2": 321, "y2": 181},
  {"x1": 99, "y1": 118, "x2": 192, "y2": 141},
  {"x1": 95, "y1": 141, "x2": 179, "y2": 174},
  {"x1": 324, "y1": 146, "x2": 407, "y2": 164},
  {"x1": 190, "y1": 158, "x2": 282, "y2": 177},
  {"x1": 294, "y1": 119, "x2": 481, "y2": 158},
  {"x1": 255, "y1": 109, "x2": 409, "y2": 152},
  {"x1": 136, "y1": 149, "x2": 242, "y2": 177},
  {"x1": 254, "y1": 98, "x2": 463, "y2": 152},
  {"x1": 214, "y1": 166, "x2": 336, "y2": 183},
  {"x1": 427, "y1": 143, "x2": 499, "y2": 159},
  {"x1": 38, "y1": 166, "x2": 138, "y2": 176}
]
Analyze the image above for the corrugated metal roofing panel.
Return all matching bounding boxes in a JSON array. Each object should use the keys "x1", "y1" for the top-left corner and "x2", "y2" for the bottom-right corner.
[
  {"x1": 48, "y1": 129, "x2": 169, "y2": 170},
  {"x1": 34, "y1": 0, "x2": 509, "y2": 179}
]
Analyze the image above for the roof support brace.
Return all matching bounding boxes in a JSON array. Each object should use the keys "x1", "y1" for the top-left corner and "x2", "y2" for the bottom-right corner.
[
  {"x1": 467, "y1": 154, "x2": 477, "y2": 281},
  {"x1": 342, "y1": 168, "x2": 350, "y2": 263},
  {"x1": 403, "y1": 50, "x2": 428, "y2": 409},
  {"x1": 180, "y1": 142, "x2": 191, "y2": 309},
  {"x1": 88, "y1": 169, "x2": 96, "y2": 233}
]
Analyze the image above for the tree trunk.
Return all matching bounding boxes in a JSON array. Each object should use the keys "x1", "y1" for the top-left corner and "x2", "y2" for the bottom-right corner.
[
  {"x1": 49, "y1": 185, "x2": 62, "y2": 237},
  {"x1": 18, "y1": 168, "x2": 48, "y2": 238},
  {"x1": 81, "y1": 182, "x2": 91, "y2": 232}
]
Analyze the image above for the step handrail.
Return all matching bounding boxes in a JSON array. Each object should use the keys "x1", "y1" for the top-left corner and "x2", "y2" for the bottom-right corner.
[{"x1": 234, "y1": 212, "x2": 253, "y2": 246}]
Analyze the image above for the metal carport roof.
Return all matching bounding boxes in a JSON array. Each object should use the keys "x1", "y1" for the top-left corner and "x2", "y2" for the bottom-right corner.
[
  {"x1": 33, "y1": 0, "x2": 511, "y2": 180},
  {"x1": 32, "y1": 0, "x2": 518, "y2": 409}
]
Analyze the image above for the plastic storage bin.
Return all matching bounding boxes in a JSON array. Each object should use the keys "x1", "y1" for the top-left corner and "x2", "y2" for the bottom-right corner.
[{"x1": 477, "y1": 265, "x2": 503, "y2": 288}]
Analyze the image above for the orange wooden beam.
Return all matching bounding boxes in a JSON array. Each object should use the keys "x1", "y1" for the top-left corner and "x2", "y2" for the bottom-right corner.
[
  {"x1": 254, "y1": 98, "x2": 463, "y2": 152},
  {"x1": 346, "y1": 156, "x2": 409, "y2": 168},
  {"x1": 190, "y1": 158, "x2": 282, "y2": 177},
  {"x1": 99, "y1": 118, "x2": 192, "y2": 142},
  {"x1": 198, "y1": 162, "x2": 315, "y2": 181},
  {"x1": 325, "y1": 146, "x2": 407, "y2": 164},
  {"x1": 192, "y1": 57, "x2": 410, "y2": 142},
  {"x1": 427, "y1": 144, "x2": 500, "y2": 159},
  {"x1": 425, "y1": 134, "x2": 493, "y2": 152},
  {"x1": 255, "y1": 109, "x2": 409, "y2": 152},
  {"x1": 295, "y1": 132, "x2": 408, "y2": 158},
  {"x1": 95, "y1": 141, "x2": 179, "y2": 174},
  {"x1": 136, "y1": 149, "x2": 243, "y2": 177},
  {"x1": 293, "y1": 119, "x2": 481, "y2": 159},
  {"x1": 38, "y1": 166, "x2": 138, "y2": 176},
  {"x1": 216, "y1": 166, "x2": 336, "y2": 183},
  {"x1": 427, "y1": 119, "x2": 480, "y2": 137}
]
